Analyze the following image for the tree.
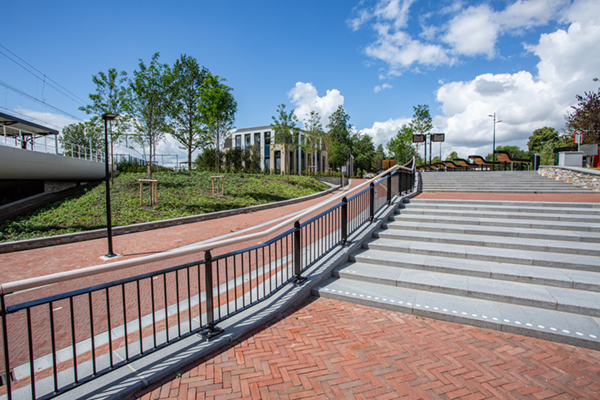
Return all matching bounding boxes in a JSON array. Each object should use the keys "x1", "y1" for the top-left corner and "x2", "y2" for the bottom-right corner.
[
  {"x1": 445, "y1": 151, "x2": 459, "y2": 161},
  {"x1": 409, "y1": 104, "x2": 433, "y2": 137},
  {"x1": 199, "y1": 73, "x2": 237, "y2": 173},
  {"x1": 169, "y1": 54, "x2": 210, "y2": 170},
  {"x1": 387, "y1": 123, "x2": 417, "y2": 165},
  {"x1": 79, "y1": 67, "x2": 129, "y2": 181},
  {"x1": 60, "y1": 119, "x2": 104, "y2": 157},
  {"x1": 127, "y1": 52, "x2": 172, "y2": 178},
  {"x1": 302, "y1": 111, "x2": 324, "y2": 174},
  {"x1": 224, "y1": 148, "x2": 243, "y2": 172},
  {"x1": 271, "y1": 104, "x2": 299, "y2": 177},
  {"x1": 527, "y1": 127, "x2": 560, "y2": 153},
  {"x1": 327, "y1": 105, "x2": 353, "y2": 169},
  {"x1": 565, "y1": 87, "x2": 600, "y2": 144},
  {"x1": 373, "y1": 144, "x2": 386, "y2": 171},
  {"x1": 351, "y1": 132, "x2": 375, "y2": 173}
]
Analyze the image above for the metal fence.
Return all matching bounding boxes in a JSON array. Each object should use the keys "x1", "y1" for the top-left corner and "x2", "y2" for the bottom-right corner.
[{"x1": 0, "y1": 162, "x2": 415, "y2": 400}]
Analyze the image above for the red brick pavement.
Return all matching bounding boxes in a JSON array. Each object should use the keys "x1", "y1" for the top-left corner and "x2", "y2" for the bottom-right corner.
[
  {"x1": 0, "y1": 179, "x2": 366, "y2": 286},
  {"x1": 130, "y1": 297, "x2": 600, "y2": 400}
]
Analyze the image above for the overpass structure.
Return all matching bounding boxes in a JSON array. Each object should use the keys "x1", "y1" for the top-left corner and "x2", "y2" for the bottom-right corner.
[{"x1": 0, "y1": 112, "x2": 105, "y2": 181}]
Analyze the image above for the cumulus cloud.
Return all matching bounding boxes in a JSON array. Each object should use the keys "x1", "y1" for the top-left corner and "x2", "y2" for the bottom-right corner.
[
  {"x1": 350, "y1": 0, "x2": 572, "y2": 76},
  {"x1": 374, "y1": 83, "x2": 393, "y2": 93},
  {"x1": 12, "y1": 107, "x2": 79, "y2": 130},
  {"x1": 442, "y1": 4, "x2": 499, "y2": 57},
  {"x1": 359, "y1": 117, "x2": 412, "y2": 147},
  {"x1": 287, "y1": 82, "x2": 344, "y2": 127},
  {"x1": 433, "y1": 0, "x2": 600, "y2": 157}
]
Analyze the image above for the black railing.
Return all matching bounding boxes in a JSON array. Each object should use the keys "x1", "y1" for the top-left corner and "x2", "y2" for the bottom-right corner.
[{"x1": 0, "y1": 166, "x2": 415, "y2": 400}]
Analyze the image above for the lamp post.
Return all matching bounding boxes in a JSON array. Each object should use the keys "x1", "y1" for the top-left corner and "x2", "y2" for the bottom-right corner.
[
  {"x1": 102, "y1": 113, "x2": 118, "y2": 258},
  {"x1": 488, "y1": 113, "x2": 502, "y2": 171}
]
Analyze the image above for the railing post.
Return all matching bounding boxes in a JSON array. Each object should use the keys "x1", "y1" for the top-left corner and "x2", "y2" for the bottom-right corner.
[
  {"x1": 387, "y1": 173, "x2": 392, "y2": 206},
  {"x1": 370, "y1": 182, "x2": 375, "y2": 221},
  {"x1": 398, "y1": 171, "x2": 402, "y2": 195},
  {"x1": 293, "y1": 221, "x2": 307, "y2": 285},
  {"x1": 341, "y1": 197, "x2": 348, "y2": 246},
  {"x1": 201, "y1": 250, "x2": 224, "y2": 340},
  {"x1": 1, "y1": 295, "x2": 12, "y2": 400}
]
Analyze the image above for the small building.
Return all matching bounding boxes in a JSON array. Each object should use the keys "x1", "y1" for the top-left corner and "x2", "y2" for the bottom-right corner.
[{"x1": 226, "y1": 125, "x2": 329, "y2": 174}]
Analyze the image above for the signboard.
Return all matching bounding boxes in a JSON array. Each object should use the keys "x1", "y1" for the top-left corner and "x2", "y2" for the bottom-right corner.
[
  {"x1": 412, "y1": 134, "x2": 426, "y2": 143},
  {"x1": 574, "y1": 132, "x2": 583, "y2": 145},
  {"x1": 431, "y1": 133, "x2": 445, "y2": 142}
]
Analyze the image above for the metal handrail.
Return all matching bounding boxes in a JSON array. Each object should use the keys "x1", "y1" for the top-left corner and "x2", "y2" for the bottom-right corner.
[{"x1": 1, "y1": 158, "x2": 415, "y2": 295}]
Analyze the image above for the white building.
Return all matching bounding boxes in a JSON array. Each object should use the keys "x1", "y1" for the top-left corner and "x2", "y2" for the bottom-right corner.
[{"x1": 227, "y1": 125, "x2": 329, "y2": 174}]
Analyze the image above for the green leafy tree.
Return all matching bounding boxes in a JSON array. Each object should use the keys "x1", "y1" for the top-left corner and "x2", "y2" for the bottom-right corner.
[
  {"x1": 199, "y1": 73, "x2": 237, "y2": 173},
  {"x1": 169, "y1": 54, "x2": 210, "y2": 169},
  {"x1": 409, "y1": 104, "x2": 433, "y2": 137},
  {"x1": 445, "y1": 151, "x2": 459, "y2": 161},
  {"x1": 327, "y1": 105, "x2": 353, "y2": 169},
  {"x1": 242, "y1": 143, "x2": 261, "y2": 173},
  {"x1": 224, "y1": 147, "x2": 243, "y2": 172},
  {"x1": 495, "y1": 145, "x2": 529, "y2": 159},
  {"x1": 387, "y1": 123, "x2": 417, "y2": 165},
  {"x1": 302, "y1": 111, "x2": 324, "y2": 174},
  {"x1": 127, "y1": 53, "x2": 172, "y2": 178},
  {"x1": 540, "y1": 142, "x2": 556, "y2": 166},
  {"x1": 527, "y1": 127, "x2": 560, "y2": 153},
  {"x1": 565, "y1": 82, "x2": 600, "y2": 144},
  {"x1": 79, "y1": 67, "x2": 129, "y2": 181},
  {"x1": 271, "y1": 104, "x2": 299, "y2": 177},
  {"x1": 373, "y1": 144, "x2": 386, "y2": 171},
  {"x1": 195, "y1": 148, "x2": 223, "y2": 172},
  {"x1": 60, "y1": 120, "x2": 103, "y2": 157},
  {"x1": 351, "y1": 132, "x2": 375, "y2": 173}
]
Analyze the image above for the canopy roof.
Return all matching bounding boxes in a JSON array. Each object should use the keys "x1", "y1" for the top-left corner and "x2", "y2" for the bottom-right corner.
[{"x1": 0, "y1": 112, "x2": 59, "y2": 136}]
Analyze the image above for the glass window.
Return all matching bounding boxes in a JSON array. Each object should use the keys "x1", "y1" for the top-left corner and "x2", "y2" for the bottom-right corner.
[
  {"x1": 235, "y1": 135, "x2": 241, "y2": 149},
  {"x1": 245, "y1": 133, "x2": 251, "y2": 147},
  {"x1": 254, "y1": 132, "x2": 261, "y2": 146},
  {"x1": 264, "y1": 132, "x2": 270, "y2": 145}
]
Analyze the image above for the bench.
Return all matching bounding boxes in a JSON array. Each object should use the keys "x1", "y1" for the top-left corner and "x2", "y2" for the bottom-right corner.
[
  {"x1": 495, "y1": 151, "x2": 531, "y2": 171},
  {"x1": 453, "y1": 158, "x2": 478, "y2": 170},
  {"x1": 468, "y1": 155, "x2": 495, "y2": 171}
]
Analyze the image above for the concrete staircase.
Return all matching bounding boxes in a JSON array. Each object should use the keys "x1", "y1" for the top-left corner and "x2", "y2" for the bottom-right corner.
[
  {"x1": 421, "y1": 171, "x2": 592, "y2": 192},
  {"x1": 314, "y1": 198, "x2": 600, "y2": 350}
]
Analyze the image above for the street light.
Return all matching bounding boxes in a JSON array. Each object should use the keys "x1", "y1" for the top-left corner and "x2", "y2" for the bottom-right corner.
[
  {"x1": 488, "y1": 113, "x2": 502, "y2": 171},
  {"x1": 102, "y1": 113, "x2": 118, "y2": 258}
]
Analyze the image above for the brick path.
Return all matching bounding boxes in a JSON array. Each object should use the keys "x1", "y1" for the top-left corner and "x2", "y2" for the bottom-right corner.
[{"x1": 131, "y1": 297, "x2": 600, "y2": 400}]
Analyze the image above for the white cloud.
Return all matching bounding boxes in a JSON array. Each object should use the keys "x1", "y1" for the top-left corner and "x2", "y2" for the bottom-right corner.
[
  {"x1": 374, "y1": 83, "x2": 393, "y2": 93},
  {"x1": 351, "y1": 0, "x2": 572, "y2": 75},
  {"x1": 359, "y1": 117, "x2": 412, "y2": 147},
  {"x1": 287, "y1": 82, "x2": 344, "y2": 127},
  {"x1": 360, "y1": 0, "x2": 600, "y2": 160},
  {"x1": 12, "y1": 107, "x2": 80, "y2": 130},
  {"x1": 433, "y1": 0, "x2": 600, "y2": 158},
  {"x1": 442, "y1": 4, "x2": 499, "y2": 57}
]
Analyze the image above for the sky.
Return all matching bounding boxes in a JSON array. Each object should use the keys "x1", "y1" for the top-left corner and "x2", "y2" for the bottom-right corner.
[{"x1": 2, "y1": 0, "x2": 599, "y2": 163}]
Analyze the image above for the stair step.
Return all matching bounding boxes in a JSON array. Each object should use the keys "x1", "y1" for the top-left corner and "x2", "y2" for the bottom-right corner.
[
  {"x1": 400, "y1": 203, "x2": 600, "y2": 216},
  {"x1": 383, "y1": 221, "x2": 600, "y2": 243},
  {"x1": 334, "y1": 262, "x2": 600, "y2": 316},
  {"x1": 351, "y1": 250, "x2": 600, "y2": 291},
  {"x1": 398, "y1": 208, "x2": 600, "y2": 223},
  {"x1": 364, "y1": 238, "x2": 600, "y2": 271},
  {"x1": 407, "y1": 199, "x2": 600, "y2": 208},
  {"x1": 314, "y1": 278, "x2": 600, "y2": 350},
  {"x1": 373, "y1": 229, "x2": 600, "y2": 256},
  {"x1": 391, "y1": 214, "x2": 600, "y2": 232}
]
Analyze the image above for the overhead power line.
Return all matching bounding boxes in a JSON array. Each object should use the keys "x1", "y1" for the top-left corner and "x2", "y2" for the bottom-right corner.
[
  {"x1": 0, "y1": 80, "x2": 82, "y2": 120},
  {"x1": 0, "y1": 105, "x2": 63, "y2": 130},
  {"x1": 0, "y1": 44, "x2": 89, "y2": 107}
]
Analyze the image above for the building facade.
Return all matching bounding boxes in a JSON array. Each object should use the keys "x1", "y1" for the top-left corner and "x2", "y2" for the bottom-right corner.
[{"x1": 226, "y1": 125, "x2": 329, "y2": 174}]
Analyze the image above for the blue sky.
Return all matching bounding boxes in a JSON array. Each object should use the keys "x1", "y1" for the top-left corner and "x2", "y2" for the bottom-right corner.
[{"x1": 2, "y1": 0, "x2": 599, "y2": 162}]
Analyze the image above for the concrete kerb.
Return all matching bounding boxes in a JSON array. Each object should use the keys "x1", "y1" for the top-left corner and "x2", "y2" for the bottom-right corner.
[
  {"x1": 0, "y1": 186, "x2": 339, "y2": 254},
  {"x1": 56, "y1": 189, "x2": 414, "y2": 400}
]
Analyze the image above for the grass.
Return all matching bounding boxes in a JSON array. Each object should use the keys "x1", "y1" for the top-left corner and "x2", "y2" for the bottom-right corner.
[{"x1": 0, "y1": 171, "x2": 329, "y2": 243}]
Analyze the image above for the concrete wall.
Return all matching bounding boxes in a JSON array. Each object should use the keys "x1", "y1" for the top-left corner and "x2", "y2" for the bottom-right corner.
[{"x1": 0, "y1": 146, "x2": 106, "y2": 180}]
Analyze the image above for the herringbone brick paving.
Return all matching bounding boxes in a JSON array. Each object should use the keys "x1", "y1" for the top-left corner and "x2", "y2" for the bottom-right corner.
[{"x1": 131, "y1": 297, "x2": 600, "y2": 399}]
